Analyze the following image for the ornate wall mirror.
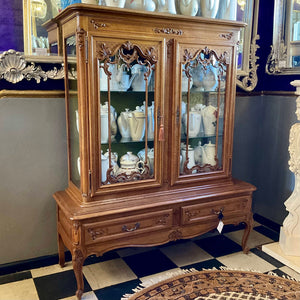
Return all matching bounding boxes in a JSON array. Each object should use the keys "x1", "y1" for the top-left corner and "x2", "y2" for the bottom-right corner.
[
  {"x1": 23, "y1": 0, "x2": 61, "y2": 57},
  {"x1": 266, "y1": 0, "x2": 300, "y2": 74},
  {"x1": 0, "y1": 0, "x2": 259, "y2": 90},
  {"x1": 236, "y1": 0, "x2": 260, "y2": 91}
]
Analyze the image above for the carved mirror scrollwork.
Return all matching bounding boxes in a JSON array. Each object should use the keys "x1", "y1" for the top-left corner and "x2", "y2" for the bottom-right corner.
[
  {"x1": 0, "y1": 0, "x2": 259, "y2": 90},
  {"x1": 266, "y1": 0, "x2": 300, "y2": 74},
  {"x1": 236, "y1": 0, "x2": 260, "y2": 91}
]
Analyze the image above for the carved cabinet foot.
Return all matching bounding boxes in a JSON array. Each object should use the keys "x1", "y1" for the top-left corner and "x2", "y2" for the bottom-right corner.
[
  {"x1": 242, "y1": 215, "x2": 253, "y2": 254},
  {"x1": 72, "y1": 249, "x2": 86, "y2": 300}
]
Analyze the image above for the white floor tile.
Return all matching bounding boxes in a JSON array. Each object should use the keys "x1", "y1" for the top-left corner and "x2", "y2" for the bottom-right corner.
[
  {"x1": 224, "y1": 229, "x2": 273, "y2": 249},
  {"x1": 217, "y1": 251, "x2": 276, "y2": 273},
  {"x1": 0, "y1": 278, "x2": 39, "y2": 300},
  {"x1": 160, "y1": 242, "x2": 213, "y2": 267},
  {"x1": 59, "y1": 291, "x2": 98, "y2": 300},
  {"x1": 31, "y1": 261, "x2": 73, "y2": 278},
  {"x1": 83, "y1": 258, "x2": 137, "y2": 290}
]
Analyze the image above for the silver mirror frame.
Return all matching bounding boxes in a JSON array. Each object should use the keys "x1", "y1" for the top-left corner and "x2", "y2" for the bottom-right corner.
[
  {"x1": 266, "y1": 0, "x2": 300, "y2": 75},
  {"x1": 1, "y1": 1, "x2": 260, "y2": 89},
  {"x1": 236, "y1": 0, "x2": 260, "y2": 91}
]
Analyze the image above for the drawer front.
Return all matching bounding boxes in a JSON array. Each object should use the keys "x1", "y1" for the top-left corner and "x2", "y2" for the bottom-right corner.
[
  {"x1": 181, "y1": 197, "x2": 250, "y2": 225},
  {"x1": 83, "y1": 209, "x2": 173, "y2": 245}
]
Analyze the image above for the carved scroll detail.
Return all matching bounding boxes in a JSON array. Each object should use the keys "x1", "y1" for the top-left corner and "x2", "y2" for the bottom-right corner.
[
  {"x1": 76, "y1": 28, "x2": 86, "y2": 51},
  {"x1": 219, "y1": 32, "x2": 233, "y2": 40},
  {"x1": 87, "y1": 228, "x2": 107, "y2": 240},
  {"x1": 266, "y1": 42, "x2": 287, "y2": 75},
  {"x1": 156, "y1": 214, "x2": 170, "y2": 225},
  {"x1": 237, "y1": 34, "x2": 260, "y2": 91},
  {"x1": 90, "y1": 19, "x2": 108, "y2": 29},
  {"x1": 0, "y1": 50, "x2": 64, "y2": 83},
  {"x1": 154, "y1": 28, "x2": 183, "y2": 35},
  {"x1": 169, "y1": 230, "x2": 183, "y2": 241}
]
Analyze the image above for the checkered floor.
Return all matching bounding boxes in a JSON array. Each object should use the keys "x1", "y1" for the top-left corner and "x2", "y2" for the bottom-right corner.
[{"x1": 1, "y1": 222, "x2": 299, "y2": 300}]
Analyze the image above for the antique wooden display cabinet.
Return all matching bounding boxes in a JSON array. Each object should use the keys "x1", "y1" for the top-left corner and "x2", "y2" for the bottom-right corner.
[{"x1": 47, "y1": 5, "x2": 256, "y2": 299}]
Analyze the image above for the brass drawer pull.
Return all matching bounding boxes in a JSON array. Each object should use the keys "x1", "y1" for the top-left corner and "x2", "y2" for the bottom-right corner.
[
  {"x1": 212, "y1": 208, "x2": 224, "y2": 220},
  {"x1": 122, "y1": 222, "x2": 140, "y2": 232}
]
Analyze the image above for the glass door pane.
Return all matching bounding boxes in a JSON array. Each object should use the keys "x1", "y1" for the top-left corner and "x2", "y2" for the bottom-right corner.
[
  {"x1": 97, "y1": 42, "x2": 157, "y2": 185},
  {"x1": 180, "y1": 47, "x2": 226, "y2": 176}
]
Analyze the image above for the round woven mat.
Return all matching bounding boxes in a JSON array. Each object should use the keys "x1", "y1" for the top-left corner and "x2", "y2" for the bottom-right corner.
[{"x1": 124, "y1": 270, "x2": 300, "y2": 300}]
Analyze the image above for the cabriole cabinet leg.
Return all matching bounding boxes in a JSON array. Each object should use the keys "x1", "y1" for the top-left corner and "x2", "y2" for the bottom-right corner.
[
  {"x1": 242, "y1": 215, "x2": 253, "y2": 254},
  {"x1": 72, "y1": 248, "x2": 85, "y2": 300}
]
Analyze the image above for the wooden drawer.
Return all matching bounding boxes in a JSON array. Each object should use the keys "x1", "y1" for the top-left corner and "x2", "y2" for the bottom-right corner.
[
  {"x1": 181, "y1": 197, "x2": 250, "y2": 225},
  {"x1": 83, "y1": 209, "x2": 173, "y2": 245}
]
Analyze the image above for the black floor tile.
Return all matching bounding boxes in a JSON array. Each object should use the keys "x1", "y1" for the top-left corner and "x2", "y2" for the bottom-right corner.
[
  {"x1": 94, "y1": 279, "x2": 141, "y2": 300},
  {"x1": 254, "y1": 225, "x2": 279, "y2": 242},
  {"x1": 222, "y1": 223, "x2": 246, "y2": 234},
  {"x1": 122, "y1": 249, "x2": 177, "y2": 278},
  {"x1": 182, "y1": 258, "x2": 225, "y2": 271},
  {"x1": 194, "y1": 234, "x2": 242, "y2": 257},
  {"x1": 33, "y1": 269, "x2": 91, "y2": 300},
  {"x1": 0, "y1": 271, "x2": 32, "y2": 285},
  {"x1": 253, "y1": 214, "x2": 280, "y2": 233},
  {"x1": 84, "y1": 251, "x2": 120, "y2": 266},
  {"x1": 250, "y1": 248, "x2": 285, "y2": 268}
]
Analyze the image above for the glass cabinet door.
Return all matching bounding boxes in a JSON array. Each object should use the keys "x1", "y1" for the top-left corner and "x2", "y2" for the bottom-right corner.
[
  {"x1": 172, "y1": 44, "x2": 230, "y2": 184},
  {"x1": 92, "y1": 39, "x2": 164, "y2": 193}
]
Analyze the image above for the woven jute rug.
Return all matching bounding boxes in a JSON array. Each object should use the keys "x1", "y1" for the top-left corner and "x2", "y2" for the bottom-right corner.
[{"x1": 122, "y1": 269, "x2": 300, "y2": 300}]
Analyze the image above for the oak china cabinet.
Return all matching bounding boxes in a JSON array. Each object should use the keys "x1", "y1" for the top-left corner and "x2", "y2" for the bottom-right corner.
[{"x1": 46, "y1": 5, "x2": 256, "y2": 299}]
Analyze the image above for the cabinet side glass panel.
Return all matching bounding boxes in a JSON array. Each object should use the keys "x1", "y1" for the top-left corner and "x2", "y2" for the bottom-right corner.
[
  {"x1": 180, "y1": 48, "x2": 226, "y2": 176},
  {"x1": 97, "y1": 43, "x2": 156, "y2": 185},
  {"x1": 66, "y1": 35, "x2": 80, "y2": 188}
]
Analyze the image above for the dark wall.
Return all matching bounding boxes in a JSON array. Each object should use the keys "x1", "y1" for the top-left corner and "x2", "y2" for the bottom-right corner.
[
  {"x1": 232, "y1": 0, "x2": 300, "y2": 225},
  {"x1": 233, "y1": 95, "x2": 296, "y2": 225}
]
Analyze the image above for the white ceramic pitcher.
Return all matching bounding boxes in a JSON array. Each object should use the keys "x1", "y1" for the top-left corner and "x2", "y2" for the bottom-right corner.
[
  {"x1": 128, "y1": 107, "x2": 146, "y2": 141},
  {"x1": 131, "y1": 65, "x2": 152, "y2": 91},
  {"x1": 147, "y1": 102, "x2": 155, "y2": 140},
  {"x1": 101, "y1": 150, "x2": 109, "y2": 183},
  {"x1": 183, "y1": 108, "x2": 202, "y2": 138},
  {"x1": 117, "y1": 108, "x2": 131, "y2": 140},
  {"x1": 157, "y1": 0, "x2": 176, "y2": 14},
  {"x1": 201, "y1": 141, "x2": 216, "y2": 166},
  {"x1": 179, "y1": 0, "x2": 198, "y2": 16},
  {"x1": 181, "y1": 145, "x2": 196, "y2": 170},
  {"x1": 105, "y1": 0, "x2": 126, "y2": 8},
  {"x1": 202, "y1": 104, "x2": 217, "y2": 136},
  {"x1": 200, "y1": 0, "x2": 219, "y2": 18},
  {"x1": 217, "y1": 0, "x2": 237, "y2": 20}
]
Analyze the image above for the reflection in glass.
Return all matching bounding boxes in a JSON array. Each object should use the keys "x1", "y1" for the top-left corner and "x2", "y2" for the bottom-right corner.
[
  {"x1": 236, "y1": 0, "x2": 253, "y2": 70},
  {"x1": 97, "y1": 43, "x2": 157, "y2": 185},
  {"x1": 23, "y1": 0, "x2": 61, "y2": 55},
  {"x1": 66, "y1": 35, "x2": 80, "y2": 188},
  {"x1": 291, "y1": 1, "x2": 300, "y2": 67},
  {"x1": 180, "y1": 48, "x2": 226, "y2": 175}
]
